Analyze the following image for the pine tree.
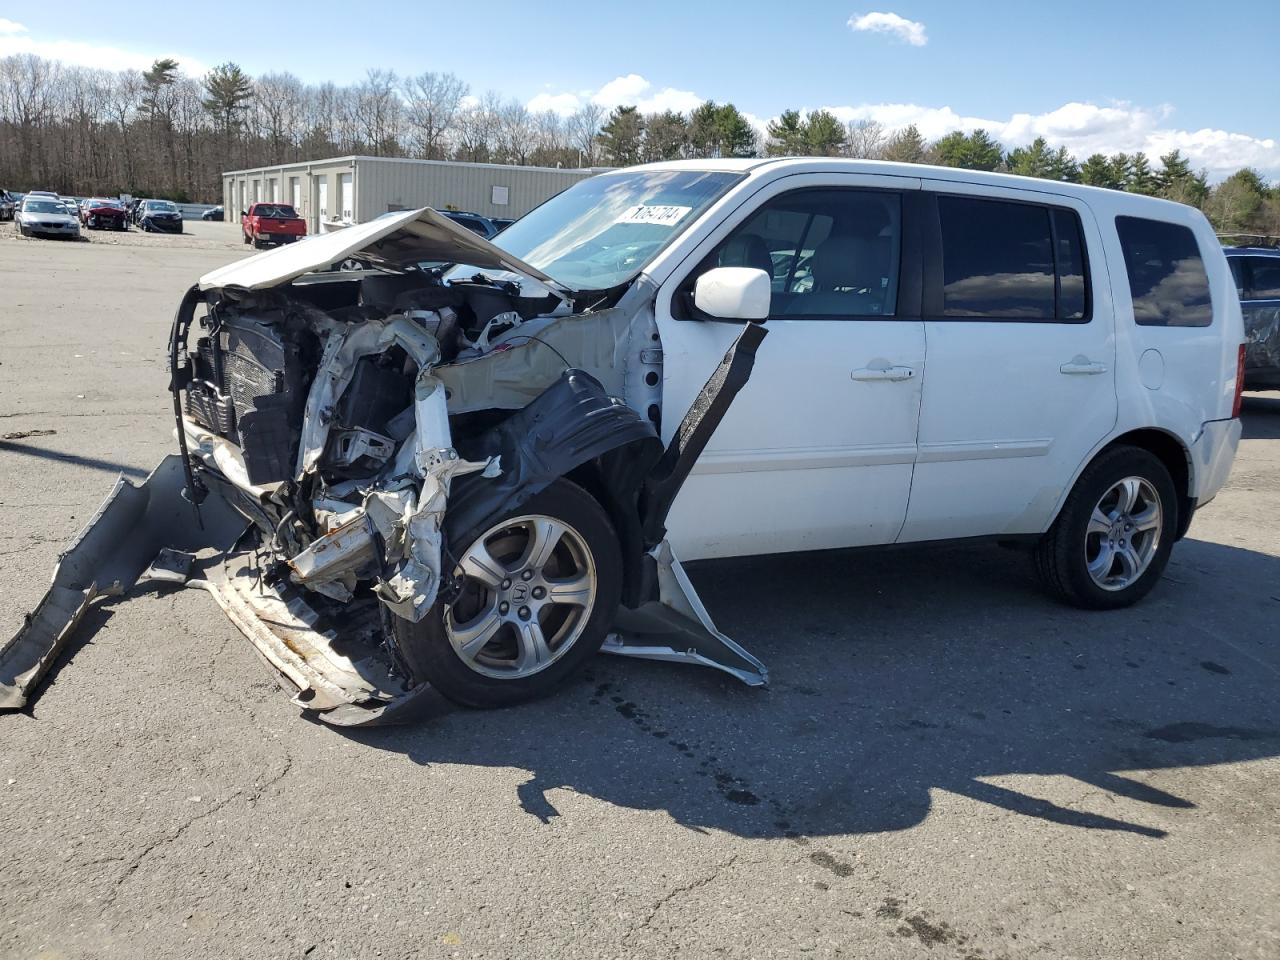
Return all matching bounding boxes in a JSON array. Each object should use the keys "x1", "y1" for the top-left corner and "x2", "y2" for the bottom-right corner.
[
  {"x1": 642, "y1": 110, "x2": 688, "y2": 162},
  {"x1": 765, "y1": 109, "x2": 806, "y2": 156},
  {"x1": 804, "y1": 110, "x2": 846, "y2": 156},
  {"x1": 1080, "y1": 154, "x2": 1120, "y2": 188},
  {"x1": 597, "y1": 105, "x2": 644, "y2": 166},
  {"x1": 1006, "y1": 137, "x2": 1054, "y2": 178},
  {"x1": 202, "y1": 62, "x2": 254, "y2": 143},
  {"x1": 881, "y1": 124, "x2": 927, "y2": 163}
]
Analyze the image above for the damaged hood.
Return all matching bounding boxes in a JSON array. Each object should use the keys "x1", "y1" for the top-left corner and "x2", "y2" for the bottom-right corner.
[{"x1": 198, "y1": 207, "x2": 572, "y2": 296}]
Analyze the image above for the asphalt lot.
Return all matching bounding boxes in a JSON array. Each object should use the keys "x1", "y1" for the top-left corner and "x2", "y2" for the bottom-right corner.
[{"x1": 2, "y1": 223, "x2": 1279, "y2": 960}]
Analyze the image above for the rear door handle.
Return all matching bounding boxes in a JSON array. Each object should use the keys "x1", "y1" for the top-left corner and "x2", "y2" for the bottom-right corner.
[
  {"x1": 1060, "y1": 356, "x2": 1108, "y2": 375},
  {"x1": 852, "y1": 364, "x2": 916, "y2": 382}
]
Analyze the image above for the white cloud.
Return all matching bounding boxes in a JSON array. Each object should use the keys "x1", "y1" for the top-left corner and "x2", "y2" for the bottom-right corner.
[
  {"x1": 528, "y1": 74, "x2": 704, "y2": 117},
  {"x1": 813, "y1": 99, "x2": 1280, "y2": 179},
  {"x1": 526, "y1": 71, "x2": 1279, "y2": 180},
  {"x1": 848, "y1": 11, "x2": 927, "y2": 47},
  {"x1": 591, "y1": 73, "x2": 650, "y2": 107},
  {"x1": 0, "y1": 24, "x2": 208, "y2": 76},
  {"x1": 526, "y1": 91, "x2": 581, "y2": 116}
]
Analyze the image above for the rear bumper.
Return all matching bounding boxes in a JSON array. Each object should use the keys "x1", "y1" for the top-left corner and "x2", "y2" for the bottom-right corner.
[
  {"x1": 1190, "y1": 417, "x2": 1242, "y2": 506},
  {"x1": 259, "y1": 232, "x2": 303, "y2": 244}
]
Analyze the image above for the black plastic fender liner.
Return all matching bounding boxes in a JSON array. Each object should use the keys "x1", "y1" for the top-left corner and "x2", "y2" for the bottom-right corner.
[
  {"x1": 443, "y1": 369, "x2": 663, "y2": 551},
  {"x1": 639, "y1": 322, "x2": 768, "y2": 546}
]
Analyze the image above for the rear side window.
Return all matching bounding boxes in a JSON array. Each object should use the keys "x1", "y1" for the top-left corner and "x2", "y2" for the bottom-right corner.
[
  {"x1": 1115, "y1": 216, "x2": 1212, "y2": 327},
  {"x1": 1245, "y1": 257, "x2": 1280, "y2": 300},
  {"x1": 937, "y1": 195, "x2": 1088, "y2": 321}
]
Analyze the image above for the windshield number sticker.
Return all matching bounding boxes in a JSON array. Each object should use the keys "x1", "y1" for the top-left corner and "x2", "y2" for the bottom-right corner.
[{"x1": 617, "y1": 204, "x2": 692, "y2": 226}]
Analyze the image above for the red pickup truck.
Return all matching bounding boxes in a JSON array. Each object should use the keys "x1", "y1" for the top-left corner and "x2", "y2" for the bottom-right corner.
[{"x1": 242, "y1": 203, "x2": 307, "y2": 248}]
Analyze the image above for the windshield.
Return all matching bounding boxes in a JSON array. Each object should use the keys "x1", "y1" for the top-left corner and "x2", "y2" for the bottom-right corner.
[
  {"x1": 23, "y1": 200, "x2": 64, "y2": 214},
  {"x1": 147, "y1": 201, "x2": 177, "y2": 212},
  {"x1": 482, "y1": 169, "x2": 743, "y2": 289},
  {"x1": 256, "y1": 204, "x2": 297, "y2": 218}
]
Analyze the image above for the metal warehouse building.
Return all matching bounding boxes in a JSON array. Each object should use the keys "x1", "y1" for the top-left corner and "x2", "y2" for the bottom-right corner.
[{"x1": 222, "y1": 156, "x2": 598, "y2": 233}]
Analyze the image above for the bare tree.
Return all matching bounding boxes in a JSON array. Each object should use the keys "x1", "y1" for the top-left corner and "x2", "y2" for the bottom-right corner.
[
  {"x1": 567, "y1": 103, "x2": 605, "y2": 166},
  {"x1": 495, "y1": 98, "x2": 535, "y2": 165},
  {"x1": 844, "y1": 118, "x2": 886, "y2": 159},
  {"x1": 402, "y1": 71, "x2": 467, "y2": 160},
  {"x1": 354, "y1": 69, "x2": 401, "y2": 156}
]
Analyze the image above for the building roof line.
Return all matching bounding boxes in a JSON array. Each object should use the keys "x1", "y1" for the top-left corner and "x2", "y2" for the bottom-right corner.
[{"x1": 222, "y1": 155, "x2": 604, "y2": 177}]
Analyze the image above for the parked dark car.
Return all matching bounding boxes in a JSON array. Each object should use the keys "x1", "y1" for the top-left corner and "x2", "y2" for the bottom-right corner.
[
  {"x1": 201, "y1": 206, "x2": 225, "y2": 221},
  {"x1": 1225, "y1": 247, "x2": 1280, "y2": 391},
  {"x1": 442, "y1": 210, "x2": 499, "y2": 239},
  {"x1": 137, "y1": 199, "x2": 183, "y2": 233}
]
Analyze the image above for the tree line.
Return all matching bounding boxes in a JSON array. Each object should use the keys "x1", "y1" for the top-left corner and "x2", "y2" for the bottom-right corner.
[{"x1": 1, "y1": 52, "x2": 1276, "y2": 239}]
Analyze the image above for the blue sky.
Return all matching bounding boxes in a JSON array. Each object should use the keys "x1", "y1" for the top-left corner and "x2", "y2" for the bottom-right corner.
[{"x1": 2, "y1": 0, "x2": 1276, "y2": 176}]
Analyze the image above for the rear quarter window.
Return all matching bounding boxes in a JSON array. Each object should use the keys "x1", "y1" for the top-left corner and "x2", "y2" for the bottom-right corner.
[{"x1": 1115, "y1": 216, "x2": 1212, "y2": 327}]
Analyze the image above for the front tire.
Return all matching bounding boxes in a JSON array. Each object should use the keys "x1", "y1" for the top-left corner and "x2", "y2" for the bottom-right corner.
[
  {"x1": 1034, "y1": 446, "x2": 1177, "y2": 610},
  {"x1": 394, "y1": 478, "x2": 621, "y2": 708}
]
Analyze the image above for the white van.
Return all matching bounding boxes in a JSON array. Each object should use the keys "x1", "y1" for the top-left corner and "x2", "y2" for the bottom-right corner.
[{"x1": 3, "y1": 159, "x2": 1245, "y2": 721}]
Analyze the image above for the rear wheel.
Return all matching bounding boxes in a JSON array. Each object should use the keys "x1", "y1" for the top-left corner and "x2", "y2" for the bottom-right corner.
[
  {"x1": 393, "y1": 479, "x2": 621, "y2": 708},
  {"x1": 1034, "y1": 446, "x2": 1177, "y2": 609}
]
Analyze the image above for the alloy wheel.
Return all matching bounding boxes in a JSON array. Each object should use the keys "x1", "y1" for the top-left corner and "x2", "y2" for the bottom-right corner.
[
  {"x1": 1085, "y1": 476, "x2": 1163, "y2": 591},
  {"x1": 445, "y1": 515, "x2": 597, "y2": 679}
]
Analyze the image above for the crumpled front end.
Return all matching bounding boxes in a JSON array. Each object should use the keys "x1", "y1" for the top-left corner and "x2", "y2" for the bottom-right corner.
[{"x1": 2, "y1": 207, "x2": 768, "y2": 725}]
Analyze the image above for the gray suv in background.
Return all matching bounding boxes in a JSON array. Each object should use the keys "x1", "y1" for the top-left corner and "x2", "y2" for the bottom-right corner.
[{"x1": 1225, "y1": 247, "x2": 1280, "y2": 390}]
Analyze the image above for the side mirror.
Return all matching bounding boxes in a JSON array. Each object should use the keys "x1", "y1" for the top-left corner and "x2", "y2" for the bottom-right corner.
[{"x1": 693, "y1": 266, "x2": 771, "y2": 322}]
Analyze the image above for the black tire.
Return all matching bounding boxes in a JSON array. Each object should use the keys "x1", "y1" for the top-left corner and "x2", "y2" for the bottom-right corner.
[
  {"x1": 1034, "y1": 445, "x2": 1177, "y2": 610},
  {"x1": 394, "y1": 478, "x2": 622, "y2": 709}
]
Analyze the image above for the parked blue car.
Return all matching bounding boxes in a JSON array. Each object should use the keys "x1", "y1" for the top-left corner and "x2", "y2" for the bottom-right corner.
[{"x1": 1225, "y1": 247, "x2": 1280, "y2": 391}]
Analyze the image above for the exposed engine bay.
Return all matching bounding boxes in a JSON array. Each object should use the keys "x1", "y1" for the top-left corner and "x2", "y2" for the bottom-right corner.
[{"x1": 1, "y1": 207, "x2": 768, "y2": 725}]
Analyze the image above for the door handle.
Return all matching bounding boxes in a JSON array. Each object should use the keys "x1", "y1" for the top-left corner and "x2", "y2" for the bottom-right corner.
[
  {"x1": 852, "y1": 365, "x2": 916, "y2": 382},
  {"x1": 1060, "y1": 356, "x2": 1108, "y2": 375}
]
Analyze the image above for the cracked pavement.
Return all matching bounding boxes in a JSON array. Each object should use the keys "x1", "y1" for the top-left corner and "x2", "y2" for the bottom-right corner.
[{"x1": 2, "y1": 223, "x2": 1280, "y2": 959}]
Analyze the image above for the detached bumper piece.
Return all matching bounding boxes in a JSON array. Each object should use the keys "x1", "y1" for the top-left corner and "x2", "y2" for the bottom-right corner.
[{"x1": 0, "y1": 456, "x2": 245, "y2": 710}]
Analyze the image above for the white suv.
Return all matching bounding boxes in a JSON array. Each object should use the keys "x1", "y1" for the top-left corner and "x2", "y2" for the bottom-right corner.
[{"x1": 3, "y1": 159, "x2": 1245, "y2": 721}]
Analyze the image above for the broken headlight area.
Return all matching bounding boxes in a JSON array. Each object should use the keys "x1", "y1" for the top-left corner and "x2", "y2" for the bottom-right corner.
[{"x1": 1, "y1": 207, "x2": 768, "y2": 725}]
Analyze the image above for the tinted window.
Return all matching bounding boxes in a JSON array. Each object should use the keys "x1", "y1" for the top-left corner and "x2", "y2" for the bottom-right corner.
[
  {"x1": 1228, "y1": 258, "x2": 1247, "y2": 299},
  {"x1": 939, "y1": 196, "x2": 1056, "y2": 319},
  {"x1": 1115, "y1": 216, "x2": 1211, "y2": 327},
  {"x1": 697, "y1": 189, "x2": 901, "y2": 318},
  {"x1": 1246, "y1": 257, "x2": 1280, "y2": 300}
]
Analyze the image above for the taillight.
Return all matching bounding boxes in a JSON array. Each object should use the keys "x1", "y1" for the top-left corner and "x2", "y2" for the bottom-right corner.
[{"x1": 1232, "y1": 343, "x2": 1246, "y2": 418}]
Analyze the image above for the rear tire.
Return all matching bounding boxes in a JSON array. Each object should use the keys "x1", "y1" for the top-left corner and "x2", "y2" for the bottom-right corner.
[
  {"x1": 393, "y1": 479, "x2": 621, "y2": 709},
  {"x1": 1034, "y1": 446, "x2": 1177, "y2": 610}
]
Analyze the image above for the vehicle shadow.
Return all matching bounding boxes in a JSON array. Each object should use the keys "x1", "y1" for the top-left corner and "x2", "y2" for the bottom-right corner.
[
  {"x1": 347, "y1": 534, "x2": 1280, "y2": 840},
  {"x1": 1241, "y1": 394, "x2": 1280, "y2": 439}
]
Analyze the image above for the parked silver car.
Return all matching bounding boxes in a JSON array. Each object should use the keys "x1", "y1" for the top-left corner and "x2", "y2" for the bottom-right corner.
[{"x1": 14, "y1": 196, "x2": 81, "y2": 239}]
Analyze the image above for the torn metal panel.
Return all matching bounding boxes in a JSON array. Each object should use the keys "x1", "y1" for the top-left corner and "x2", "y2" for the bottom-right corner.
[
  {"x1": 1243, "y1": 302, "x2": 1280, "y2": 388},
  {"x1": 434, "y1": 307, "x2": 636, "y2": 414},
  {"x1": 0, "y1": 456, "x2": 247, "y2": 711},
  {"x1": 607, "y1": 540, "x2": 768, "y2": 687},
  {"x1": 198, "y1": 207, "x2": 570, "y2": 297}
]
